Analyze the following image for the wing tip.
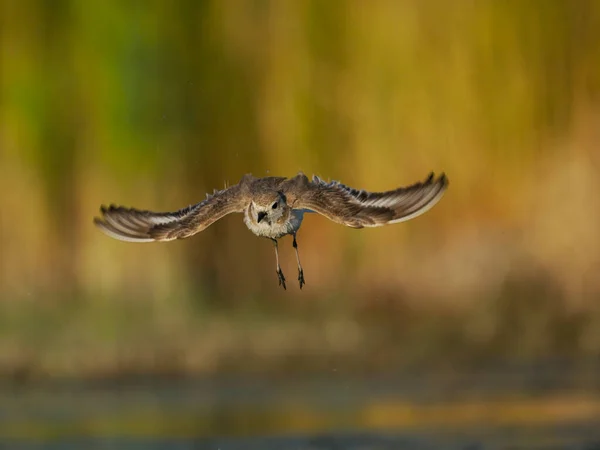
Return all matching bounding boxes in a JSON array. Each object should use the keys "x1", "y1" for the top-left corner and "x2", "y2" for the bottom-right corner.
[
  {"x1": 93, "y1": 205, "x2": 157, "y2": 243},
  {"x1": 426, "y1": 171, "x2": 449, "y2": 188},
  {"x1": 438, "y1": 172, "x2": 448, "y2": 185},
  {"x1": 92, "y1": 216, "x2": 104, "y2": 227},
  {"x1": 383, "y1": 171, "x2": 449, "y2": 225}
]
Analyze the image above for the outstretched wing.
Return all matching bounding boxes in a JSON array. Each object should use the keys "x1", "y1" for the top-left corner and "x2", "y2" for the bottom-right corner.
[
  {"x1": 288, "y1": 172, "x2": 448, "y2": 228},
  {"x1": 94, "y1": 183, "x2": 246, "y2": 242}
]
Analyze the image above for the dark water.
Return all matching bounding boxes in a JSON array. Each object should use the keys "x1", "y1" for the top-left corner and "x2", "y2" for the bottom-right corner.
[
  {"x1": 2, "y1": 362, "x2": 600, "y2": 449},
  {"x1": 4, "y1": 427, "x2": 600, "y2": 450}
]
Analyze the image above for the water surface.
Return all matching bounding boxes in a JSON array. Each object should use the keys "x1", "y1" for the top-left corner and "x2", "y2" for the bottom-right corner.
[{"x1": 2, "y1": 362, "x2": 600, "y2": 449}]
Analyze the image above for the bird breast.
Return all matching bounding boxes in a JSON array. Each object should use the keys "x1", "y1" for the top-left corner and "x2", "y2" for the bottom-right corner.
[{"x1": 243, "y1": 208, "x2": 304, "y2": 239}]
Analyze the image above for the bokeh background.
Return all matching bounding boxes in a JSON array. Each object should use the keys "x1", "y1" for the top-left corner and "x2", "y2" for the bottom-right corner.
[{"x1": 1, "y1": 0, "x2": 600, "y2": 446}]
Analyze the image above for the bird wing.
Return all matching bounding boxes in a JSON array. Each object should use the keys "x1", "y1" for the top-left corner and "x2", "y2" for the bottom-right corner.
[
  {"x1": 287, "y1": 172, "x2": 448, "y2": 228},
  {"x1": 94, "y1": 183, "x2": 247, "y2": 242}
]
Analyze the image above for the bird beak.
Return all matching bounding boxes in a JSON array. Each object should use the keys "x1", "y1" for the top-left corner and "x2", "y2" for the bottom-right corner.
[{"x1": 257, "y1": 211, "x2": 267, "y2": 223}]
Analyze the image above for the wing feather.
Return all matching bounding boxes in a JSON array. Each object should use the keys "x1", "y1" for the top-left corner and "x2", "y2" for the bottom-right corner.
[
  {"x1": 289, "y1": 172, "x2": 448, "y2": 228},
  {"x1": 94, "y1": 183, "x2": 246, "y2": 242}
]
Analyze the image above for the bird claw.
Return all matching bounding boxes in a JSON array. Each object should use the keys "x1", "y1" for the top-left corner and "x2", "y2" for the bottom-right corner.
[
  {"x1": 298, "y1": 269, "x2": 305, "y2": 289},
  {"x1": 277, "y1": 269, "x2": 287, "y2": 290}
]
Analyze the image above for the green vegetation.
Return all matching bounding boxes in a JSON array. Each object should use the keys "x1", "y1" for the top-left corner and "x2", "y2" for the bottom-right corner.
[{"x1": 0, "y1": 0, "x2": 599, "y2": 379}]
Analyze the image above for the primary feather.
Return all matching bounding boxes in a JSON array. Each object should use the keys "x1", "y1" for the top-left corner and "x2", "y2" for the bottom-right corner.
[{"x1": 93, "y1": 204, "x2": 199, "y2": 242}]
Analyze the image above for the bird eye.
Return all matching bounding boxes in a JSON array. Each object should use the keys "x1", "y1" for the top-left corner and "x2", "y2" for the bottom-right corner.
[{"x1": 272, "y1": 202, "x2": 278, "y2": 209}]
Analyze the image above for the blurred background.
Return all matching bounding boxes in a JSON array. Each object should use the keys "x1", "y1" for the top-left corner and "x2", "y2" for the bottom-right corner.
[{"x1": 1, "y1": 0, "x2": 600, "y2": 448}]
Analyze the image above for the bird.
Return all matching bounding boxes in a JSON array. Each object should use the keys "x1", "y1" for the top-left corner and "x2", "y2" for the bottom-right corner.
[{"x1": 94, "y1": 171, "x2": 448, "y2": 290}]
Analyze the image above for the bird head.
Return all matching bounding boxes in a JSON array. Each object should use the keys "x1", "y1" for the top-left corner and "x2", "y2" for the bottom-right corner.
[{"x1": 252, "y1": 191, "x2": 288, "y2": 225}]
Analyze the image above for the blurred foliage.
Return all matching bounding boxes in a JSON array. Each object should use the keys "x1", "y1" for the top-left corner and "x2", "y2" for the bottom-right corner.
[{"x1": 1, "y1": 0, "x2": 600, "y2": 378}]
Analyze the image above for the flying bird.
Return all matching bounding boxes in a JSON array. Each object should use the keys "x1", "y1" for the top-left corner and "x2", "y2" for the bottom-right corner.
[{"x1": 94, "y1": 172, "x2": 448, "y2": 289}]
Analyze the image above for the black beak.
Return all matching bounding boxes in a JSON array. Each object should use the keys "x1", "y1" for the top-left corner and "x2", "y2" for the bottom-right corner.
[{"x1": 257, "y1": 211, "x2": 267, "y2": 223}]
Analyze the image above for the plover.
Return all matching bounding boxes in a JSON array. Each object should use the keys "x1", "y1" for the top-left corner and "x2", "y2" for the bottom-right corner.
[{"x1": 94, "y1": 171, "x2": 448, "y2": 289}]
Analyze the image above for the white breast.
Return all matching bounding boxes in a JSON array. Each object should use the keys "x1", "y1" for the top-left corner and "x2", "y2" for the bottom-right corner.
[{"x1": 243, "y1": 209, "x2": 305, "y2": 239}]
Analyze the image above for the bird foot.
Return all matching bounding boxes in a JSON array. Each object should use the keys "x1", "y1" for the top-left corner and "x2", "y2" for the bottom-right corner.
[
  {"x1": 276, "y1": 268, "x2": 287, "y2": 290},
  {"x1": 298, "y1": 269, "x2": 305, "y2": 289}
]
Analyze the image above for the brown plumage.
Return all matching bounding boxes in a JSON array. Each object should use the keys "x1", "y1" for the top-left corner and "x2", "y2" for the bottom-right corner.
[
  {"x1": 290, "y1": 172, "x2": 448, "y2": 228},
  {"x1": 94, "y1": 171, "x2": 448, "y2": 289}
]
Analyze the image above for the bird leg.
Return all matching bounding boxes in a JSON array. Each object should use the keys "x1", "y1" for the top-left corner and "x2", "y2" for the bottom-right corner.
[
  {"x1": 271, "y1": 238, "x2": 286, "y2": 290},
  {"x1": 292, "y1": 234, "x2": 305, "y2": 289}
]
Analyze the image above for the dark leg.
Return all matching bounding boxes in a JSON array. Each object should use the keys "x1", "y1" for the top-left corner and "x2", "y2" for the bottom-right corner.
[
  {"x1": 271, "y1": 238, "x2": 286, "y2": 290},
  {"x1": 292, "y1": 233, "x2": 305, "y2": 289}
]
